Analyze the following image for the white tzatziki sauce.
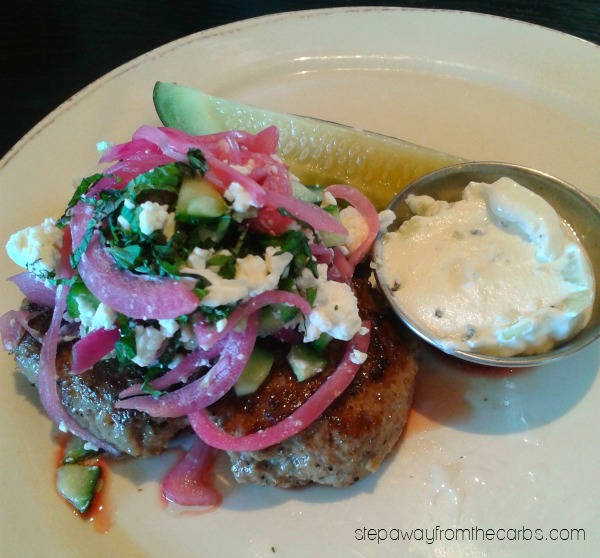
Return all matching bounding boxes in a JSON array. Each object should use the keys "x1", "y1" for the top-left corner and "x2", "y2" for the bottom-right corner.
[{"x1": 378, "y1": 177, "x2": 595, "y2": 357}]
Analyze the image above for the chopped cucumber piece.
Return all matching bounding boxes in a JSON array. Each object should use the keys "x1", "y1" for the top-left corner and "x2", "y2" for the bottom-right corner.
[
  {"x1": 291, "y1": 181, "x2": 323, "y2": 204},
  {"x1": 320, "y1": 230, "x2": 346, "y2": 247},
  {"x1": 287, "y1": 344, "x2": 328, "y2": 382},
  {"x1": 175, "y1": 176, "x2": 228, "y2": 222},
  {"x1": 234, "y1": 346, "x2": 275, "y2": 397},
  {"x1": 259, "y1": 304, "x2": 299, "y2": 335},
  {"x1": 56, "y1": 464, "x2": 100, "y2": 513},
  {"x1": 320, "y1": 204, "x2": 346, "y2": 247},
  {"x1": 61, "y1": 436, "x2": 98, "y2": 465}
]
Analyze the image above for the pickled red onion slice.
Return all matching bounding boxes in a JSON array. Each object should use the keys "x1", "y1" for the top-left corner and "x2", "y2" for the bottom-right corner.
[
  {"x1": 328, "y1": 247, "x2": 354, "y2": 284},
  {"x1": 71, "y1": 328, "x2": 120, "y2": 375},
  {"x1": 77, "y1": 232, "x2": 198, "y2": 319},
  {"x1": 325, "y1": 184, "x2": 380, "y2": 267},
  {"x1": 266, "y1": 190, "x2": 348, "y2": 236},
  {"x1": 189, "y1": 322, "x2": 371, "y2": 451},
  {"x1": 310, "y1": 244, "x2": 334, "y2": 264},
  {"x1": 35, "y1": 231, "x2": 120, "y2": 454},
  {"x1": 118, "y1": 342, "x2": 225, "y2": 398},
  {"x1": 71, "y1": 201, "x2": 198, "y2": 320},
  {"x1": 251, "y1": 125, "x2": 279, "y2": 155},
  {"x1": 115, "y1": 313, "x2": 259, "y2": 418},
  {"x1": 9, "y1": 272, "x2": 57, "y2": 308},
  {"x1": 132, "y1": 125, "x2": 278, "y2": 159},
  {"x1": 194, "y1": 290, "x2": 312, "y2": 350},
  {"x1": 38, "y1": 283, "x2": 119, "y2": 455},
  {"x1": 99, "y1": 138, "x2": 164, "y2": 164},
  {"x1": 161, "y1": 437, "x2": 222, "y2": 507},
  {"x1": 0, "y1": 309, "x2": 42, "y2": 350}
]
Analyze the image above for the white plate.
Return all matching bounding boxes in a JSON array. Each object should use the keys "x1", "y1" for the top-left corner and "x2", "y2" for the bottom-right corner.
[{"x1": 1, "y1": 7, "x2": 599, "y2": 557}]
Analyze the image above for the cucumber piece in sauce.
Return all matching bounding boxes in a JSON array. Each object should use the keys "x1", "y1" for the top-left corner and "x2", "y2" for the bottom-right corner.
[
  {"x1": 61, "y1": 436, "x2": 98, "y2": 465},
  {"x1": 56, "y1": 464, "x2": 100, "y2": 513}
]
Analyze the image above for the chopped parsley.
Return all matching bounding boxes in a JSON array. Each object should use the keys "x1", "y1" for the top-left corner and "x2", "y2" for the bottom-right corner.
[
  {"x1": 56, "y1": 173, "x2": 105, "y2": 229},
  {"x1": 58, "y1": 146, "x2": 334, "y2": 371},
  {"x1": 114, "y1": 315, "x2": 137, "y2": 363}
]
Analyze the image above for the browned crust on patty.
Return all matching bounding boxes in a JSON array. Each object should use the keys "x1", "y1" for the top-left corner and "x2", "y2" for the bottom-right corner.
[
  {"x1": 207, "y1": 271, "x2": 419, "y2": 487},
  {"x1": 9, "y1": 267, "x2": 418, "y2": 484},
  {"x1": 12, "y1": 306, "x2": 188, "y2": 457}
]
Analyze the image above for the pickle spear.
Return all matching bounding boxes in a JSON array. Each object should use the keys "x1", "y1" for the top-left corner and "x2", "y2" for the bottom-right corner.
[{"x1": 153, "y1": 82, "x2": 465, "y2": 210}]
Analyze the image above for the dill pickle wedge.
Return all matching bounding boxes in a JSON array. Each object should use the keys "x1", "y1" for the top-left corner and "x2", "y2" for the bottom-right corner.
[{"x1": 153, "y1": 82, "x2": 466, "y2": 210}]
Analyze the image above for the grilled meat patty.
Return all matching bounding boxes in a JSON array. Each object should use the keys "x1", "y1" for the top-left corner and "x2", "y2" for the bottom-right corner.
[
  {"x1": 206, "y1": 270, "x2": 419, "y2": 487},
  {"x1": 12, "y1": 305, "x2": 188, "y2": 457},
  {"x1": 10, "y1": 266, "x2": 418, "y2": 484}
]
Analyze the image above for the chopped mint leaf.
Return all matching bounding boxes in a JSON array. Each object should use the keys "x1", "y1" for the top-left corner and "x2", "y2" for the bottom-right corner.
[
  {"x1": 125, "y1": 162, "x2": 183, "y2": 198},
  {"x1": 157, "y1": 259, "x2": 180, "y2": 277},
  {"x1": 259, "y1": 230, "x2": 317, "y2": 278},
  {"x1": 206, "y1": 253, "x2": 236, "y2": 279},
  {"x1": 207, "y1": 214, "x2": 231, "y2": 245},
  {"x1": 56, "y1": 173, "x2": 105, "y2": 228},
  {"x1": 114, "y1": 315, "x2": 136, "y2": 363},
  {"x1": 278, "y1": 276, "x2": 295, "y2": 292},
  {"x1": 70, "y1": 217, "x2": 98, "y2": 268},
  {"x1": 118, "y1": 203, "x2": 140, "y2": 234},
  {"x1": 199, "y1": 304, "x2": 234, "y2": 325},
  {"x1": 139, "y1": 381, "x2": 164, "y2": 398},
  {"x1": 107, "y1": 244, "x2": 141, "y2": 270},
  {"x1": 193, "y1": 286, "x2": 208, "y2": 300},
  {"x1": 187, "y1": 148, "x2": 208, "y2": 175},
  {"x1": 306, "y1": 286, "x2": 318, "y2": 306},
  {"x1": 66, "y1": 278, "x2": 99, "y2": 319}
]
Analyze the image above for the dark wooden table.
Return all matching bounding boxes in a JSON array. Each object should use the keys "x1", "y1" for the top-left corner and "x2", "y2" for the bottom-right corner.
[{"x1": 1, "y1": 1, "x2": 599, "y2": 159}]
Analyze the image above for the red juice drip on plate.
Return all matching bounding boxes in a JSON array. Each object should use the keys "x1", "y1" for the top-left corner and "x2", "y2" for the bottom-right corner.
[{"x1": 83, "y1": 466, "x2": 112, "y2": 535}]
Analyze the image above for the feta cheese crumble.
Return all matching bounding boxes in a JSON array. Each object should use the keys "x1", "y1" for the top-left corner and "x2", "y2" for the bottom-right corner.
[
  {"x1": 90, "y1": 303, "x2": 118, "y2": 331},
  {"x1": 138, "y1": 201, "x2": 171, "y2": 236},
  {"x1": 304, "y1": 280, "x2": 362, "y2": 342},
  {"x1": 236, "y1": 247, "x2": 294, "y2": 297},
  {"x1": 158, "y1": 319, "x2": 180, "y2": 338},
  {"x1": 75, "y1": 296, "x2": 117, "y2": 332},
  {"x1": 298, "y1": 263, "x2": 362, "y2": 343},
  {"x1": 321, "y1": 191, "x2": 338, "y2": 207},
  {"x1": 132, "y1": 325, "x2": 166, "y2": 367},
  {"x1": 180, "y1": 246, "x2": 293, "y2": 308},
  {"x1": 6, "y1": 218, "x2": 64, "y2": 275},
  {"x1": 350, "y1": 349, "x2": 368, "y2": 365},
  {"x1": 224, "y1": 182, "x2": 263, "y2": 213}
]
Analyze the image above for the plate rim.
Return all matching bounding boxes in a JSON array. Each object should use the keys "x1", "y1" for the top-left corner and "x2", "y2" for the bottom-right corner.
[
  {"x1": 2, "y1": 6, "x2": 600, "y2": 557},
  {"x1": 2, "y1": 6, "x2": 599, "y2": 171}
]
